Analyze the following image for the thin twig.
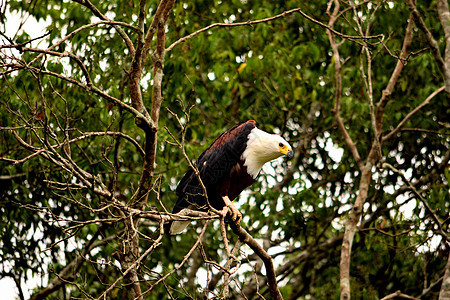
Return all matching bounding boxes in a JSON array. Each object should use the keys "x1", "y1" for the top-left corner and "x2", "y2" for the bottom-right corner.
[
  {"x1": 327, "y1": 0, "x2": 364, "y2": 171},
  {"x1": 406, "y1": 0, "x2": 448, "y2": 91},
  {"x1": 382, "y1": 162, "x2": 449, "y2": 244},
  {"x1": 166, "y1": 7, "x2": 384, "y2": 52},
  {"x1": 229, "y1": 222, "x2": 282, "y2": 300},
  {"x1": 97, "y1": 223, "x2": 165, "y2": 300},
  {"x1": 140, "y1": 221, "x2": 210, "y2": 298},
  {"x1": 380, "y1": 290, "x2": 419, "y2": 300},
  {"x1": 383, "y1": 86, "x2": 445, "y2": 141}
]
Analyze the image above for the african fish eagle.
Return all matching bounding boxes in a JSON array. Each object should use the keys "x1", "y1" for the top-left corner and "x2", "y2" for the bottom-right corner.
[{"x1": 166, "y1": 120, "x2": 293, "y2": 235}]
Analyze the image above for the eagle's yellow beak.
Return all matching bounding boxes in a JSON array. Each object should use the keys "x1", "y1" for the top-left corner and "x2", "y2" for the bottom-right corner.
[{"x1": 279, "y1": 143, "x2": 294, "y2": 160}]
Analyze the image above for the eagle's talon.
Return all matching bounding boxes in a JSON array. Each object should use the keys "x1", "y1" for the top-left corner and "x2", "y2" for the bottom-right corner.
[
  {"x1": 234, "y1": 214, "x2": 242, "y2": 225},
  {"x1": 226, "y1": 204, "x2": 242, "y2": 224}
]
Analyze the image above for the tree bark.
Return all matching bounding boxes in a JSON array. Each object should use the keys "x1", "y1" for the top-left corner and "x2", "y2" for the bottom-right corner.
[
  {"x1": 340, "y1": 168, "x2": 372, "y2": 300},
  {"x1": 439, "y1": 253, "x2": 450, "y2": 300},
  {"x1": 436, "y1": 0, "x2": 450, "y2": 93},
  {"x1": 118, "y1": 1, "x2": 175, "y2": 299}
]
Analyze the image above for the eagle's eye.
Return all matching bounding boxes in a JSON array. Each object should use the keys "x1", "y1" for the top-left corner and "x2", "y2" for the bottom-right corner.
[{"x1": 279, "y1": 143, "x2": 284, "y2": 148}]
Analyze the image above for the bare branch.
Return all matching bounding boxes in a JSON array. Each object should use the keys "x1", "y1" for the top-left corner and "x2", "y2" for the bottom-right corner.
[
  {"x1": 97, "y1": 223, "x2": 165, "y2": 300},
  {"x1": 375, "y1": 14, "x2": 414, "y2": 133},
  {"x1": 382, "y1": 162, "x2": 449, "y2": 244},
  {"x1": 166, "y1": 7, "x2": 384, "y2": 53},
  {"x1": 439, "y1": 252, "x2": 450, "y2": 300},
  {"x1": 1, "y1": 63, "x2": 150, "y2": 126},
  {"x1": 0, "y1": 29, "x2": 52, "y2": 51},
  {"x1": 383, "y1": 86, "x2": 445, "y2": 141},
  {"x1": 380, "y1": 290, "x2": 419, "y2": 300},
  {"x1": 406, "y1": 0, "x2": 449, "y2": 92},
  {"x1": 327, "y1": 0, "x2": 364, "y2": 171},
  {"x1": 140, "y1": 221, "x2": 210, "y2": 298},
  {"x1": 23, "y1": 20, "x2": 138, "y2": 67},
  {"x1": 72, "y1": 0, "x2": 135, "y2": 55},
  {"x1": 229, "y1": 222, "x2": 282, "y2": 300},
  {"x1": 30, "y1": 228, "x2": 113, "y2": 300},
  {"x1": 436, "y1": 0, "x2": 450, "y2": 93},
  {"x1": 20, "y1": 47, "x2": 92, "y2": 86}
]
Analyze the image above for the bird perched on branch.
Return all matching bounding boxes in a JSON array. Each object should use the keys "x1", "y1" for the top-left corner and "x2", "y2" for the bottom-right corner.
[{"x1": 166, "y1": 120, "x2": 293, "y2": 235}]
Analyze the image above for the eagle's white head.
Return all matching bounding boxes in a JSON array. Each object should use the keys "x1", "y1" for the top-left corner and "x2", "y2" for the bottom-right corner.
[{"x1": 242, "y1": 127, "x2": 294, "y2": 178}]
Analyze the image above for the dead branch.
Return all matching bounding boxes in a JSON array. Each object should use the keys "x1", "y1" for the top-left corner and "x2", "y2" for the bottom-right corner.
[
  {"x1": 229, "y1": 222, "x2": 282, "y2": 300},
  {"x1": 97, "y1": 223, "x2": 165, "y2": 300},
  {"x1": 382, "y1": 162, "x2": 449, "y2": 244},
  {"x1": 0, "y1": 63, "x2": 148, "y2": 124},
  {"x1": 383, "y1": 86, "x2": 446, "y2": 141},
  {"x1": 375, "y1": 14, "x2": 414, "y2": 134},
  {"x1": 166, "y1": 7, "x2": 384, "y2": 53},
  {"x1": 380, "y1": 290, "x2": 419, "y2": 300},
  {"x1": 140, "y1": 221, "x2": 210, "y2": 298},
  {"x1": 406, "y1": 0, "x2": 449, "y2": 92},
  {"x1": 30, "y1": 228, "x2": 113, "y2": 300},
  {"x1": 327, "y1": 0, "x2": 364, "y2": 172},
  {"x1": 1, "y1": 131, "x2": 144, "y2": 165},
  {"x1": 439, "y1": 252, "x2": 450, "y2": 299},
  {"x1": 72, "y1": 0, "x2": 135, "y2": 55}
]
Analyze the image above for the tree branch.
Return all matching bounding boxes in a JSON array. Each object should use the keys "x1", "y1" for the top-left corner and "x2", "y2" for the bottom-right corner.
[
  {"x1": 327, "y1": 0, "x2": 364, "y2": 172},
  {"x1": 20, "y1": 47, "x2": 92, "y2": 86},
  {"x1": 131, "y1": 0, "x2": 175, "y2": 208},
  {"x1": 382, "y1": 162, "x2": 449, "y2": 244},
  {"x1": 1, "y1": 63, "x2": 151, "y2": 126},
  {"x1": 2, "y1": 130, "x2": 144, "y2": 165},
  {"x1": 406, "y1": 0, "x2": 449, "y2": 92},
  {"x1": 436, "y1": 0, "x2": 450, "y2": 93},
  {"x1": 439, "y1": 252, "x2": 450, "y2": 300},
  {"x1": 97, "y1": 223, "x2": 165, "y2": 300},
  {"x1": 380, "y1": 290, "x2": 419, "y2": 300},
  {"x1": 166, "y1": 7, "x2": 384, "y2": 53},
  {"x1": 72, "y1": 0, "x2": 135, "y2": 55},
  {"x1": 22, "y1": 21, "x2": 138, "y2": 67},
  {"x1": 375, "y1": 14, "x2": 414, "y2": 133},
  {"x1": 30, "y1": 228, "x2": 110, "y2": 300},
  {"x1": 383, "y1": 86, "x2": 445, "y2": 141},
  {"x1": 340, "y1": 167, "x2": 372, "y2": 300},
  {"x1": 140, "y1": 221, "x2": 210, "y2": 298},
  {"x1": 229, "y1": 222, "x2": 282, "y2": 300}
]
